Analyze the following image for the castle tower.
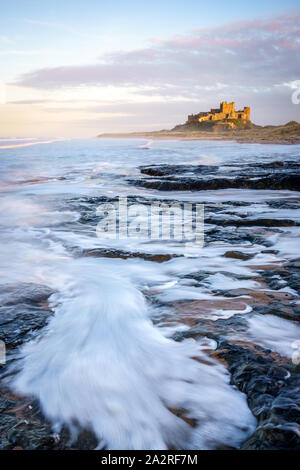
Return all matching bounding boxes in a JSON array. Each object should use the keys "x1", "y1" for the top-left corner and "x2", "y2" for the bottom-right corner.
[
  {"x1": 220, "y1": 101, "x2": 235, "y2": 116},
  {"x1": 243, "y1": 106, "x2": 250, "y2": 121}
]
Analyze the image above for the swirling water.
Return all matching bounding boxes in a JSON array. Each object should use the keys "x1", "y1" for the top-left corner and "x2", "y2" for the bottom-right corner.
[{"x1": 1, "y1": 138, "x2": 300, "y2": 449}]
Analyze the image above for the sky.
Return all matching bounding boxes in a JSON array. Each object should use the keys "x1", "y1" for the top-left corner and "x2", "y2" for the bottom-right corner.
[{"x1": 0, "y1": 0, "x2": 300, "y2": 137}]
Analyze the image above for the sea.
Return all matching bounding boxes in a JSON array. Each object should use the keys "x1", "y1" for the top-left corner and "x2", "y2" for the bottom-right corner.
[{"x1": 0, "y1": 137, "x2": 299, "y2": 449}]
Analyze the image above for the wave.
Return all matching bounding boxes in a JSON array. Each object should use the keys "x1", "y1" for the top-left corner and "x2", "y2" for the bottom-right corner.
[
  {"x1": 8, "y1": 257, "x2": 256, "y2": 450},
  {"x1": 0, "y1": 137, "x2": 39, "y2": 142},
  {"x1": 138, "y1": 140, "x2": 153, "y2": 149},
  {"x1": 0, "y1": 139, "x2": 65, "y2": 150}
]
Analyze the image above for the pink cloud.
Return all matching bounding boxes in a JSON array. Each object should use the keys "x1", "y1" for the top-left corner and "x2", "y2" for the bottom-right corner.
[{"x1": 13, "y1": 10, "x2": 300, "y2": 93}]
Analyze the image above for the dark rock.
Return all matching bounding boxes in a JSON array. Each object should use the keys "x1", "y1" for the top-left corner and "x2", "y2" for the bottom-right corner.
[
  {"x1": 261, "y1": 249, "x2": 279, "y2": 255},
  {"x1": 133, "y1": 164, "x2": 300, "y2": 192},
  {"x1": 224, "y1": 251, "x2": 255, "y2": 260},
  {"x1": 0, "y1": 304, "x2": 53, "y2": 349},
  {"x1": 82, "y1": 248, "x2": 180, "y2": 263},
  {"x1": 0, "y1": 283, "x2": 53, "y2": 307},
  {"x1": 207, "y1": 217, "x2": 298, "y2": 227},
  {"x1": 140, "y1": 164, "x2": 219, "y2": 177},
  {"x1": 215, "y1": 342, "x2": 300, "y2": 450},
  {"x1": 0, "y1": 397, "x2": 16, "y2": 412},
  {"x1": 5, "y1": 422, "x2": 55, "y2": 450},
  {"x1": 260, "y1": 259, "x2": 300, "y2": 296}
]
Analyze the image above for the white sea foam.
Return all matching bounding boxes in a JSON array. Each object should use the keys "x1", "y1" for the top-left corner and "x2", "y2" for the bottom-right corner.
[
  {"x1": 0, "y1": 192, "x2": 256, "y2": 449},
  {"x1": 2, "y1": 139, "x2": 300, "y2": 450},
  {"x1": 203, "y1": 273, "x2": 260, "y2": 291},
  {"x1": 203, "y1": 304, "x2": 252, "y2": 321},
  {"x1": 138, "y1": 140, "x2": 153, "y2": 149},
  {"x1": 247, "y1": 314, "x2": 300, "y2": 358},
  {"x1": 10, "y1": 258, "x2": 256, "y2": 450},
  {"x1": 0, "y1": 138, "x2": 64, "y2": 149}
]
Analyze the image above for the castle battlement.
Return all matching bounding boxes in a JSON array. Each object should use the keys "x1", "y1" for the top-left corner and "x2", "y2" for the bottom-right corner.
[{"x1": 188, "y1": 101, "x2": 250, "y2": 124}]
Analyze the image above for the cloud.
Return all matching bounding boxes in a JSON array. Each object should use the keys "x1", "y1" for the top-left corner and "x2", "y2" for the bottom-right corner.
[
  {"x1": 5, "y1": 10, "x2": 300, "y2": 130},
  {"x1": 13, "y1": 10, "x2": 300, "y2": 94}
]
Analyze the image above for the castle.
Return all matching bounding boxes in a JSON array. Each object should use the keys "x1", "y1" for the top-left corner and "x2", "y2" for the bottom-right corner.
[{"x1": 187, "y1": 101, "x2": 250, "y2": 124}]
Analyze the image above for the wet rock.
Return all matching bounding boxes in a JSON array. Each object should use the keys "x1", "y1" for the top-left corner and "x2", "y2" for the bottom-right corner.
[
  {"x1": 0, "y1": 175, "x2": 298, "y2": 450},
  {"x1": 172, "y1": 303, "x2": 300, "y2": 451},
  {"x1": 267, "y1": 200, "x2": 300, "y2": 210},
  {"x1": 254, "y1": 304, "x2": 300, "y2": 323},
  {"x1": 242, "y1": 425, "x2": 300, "y2": 450},
  {"x1": 4, "y1": 421, "x2": 55, "y2": 450},
  {"x1": 0, "y1": 283, "x2": 53, "y2": 307},
  {"x1": 0, "y1": 397, "x2": 16, "y2": 412},
  {"x1": 260, "y1": 259, "x2": 300, "y2": 296},
  {"x1": 215, "y1": 342, "x2": 300, "y2": 450},
  {"x1": 140, "y1": 164, "x2": 219, "y2": 177},
  {"x1": 249, "y1": 174, "x2": 300, "y2": 191},
  {"x1": 0, "y1": 283, "x2": 54, "y2": 350},
  {"x1": 211, "y1": 218, "x2": 298, "y2": 227},
  {"x1": 0, "y1": 304, "x2": 53, "y2": 349},
  {"x1": 206, "y1": 227, "x2": 274, "y2": 247},
  {"x1": 134, "y1": 164, "x2": 300, "y2": 192},
  {"x1": 249, "y1": 161, "x2": 300, "y2": 170},
  {"x1": 224, "y1": 250, "x2": 255, "y2": 260},
  {"x1": 241, "y1": 372, "x2": 300, "y2": 450},
  {"x1": 69, "y1": 429, "x2": 98, "y2": 450},
  {"x1": 82, "y1": 248, "x2": 180, "y2": 263},
  {"x1": 0, "y1": 412, "x2": 19, "y2": 430},
  {"x1": 0, "y1": 438, "x2": 11, "y2": 450},
  {"x1": 172, "y1": 314, "x2": 248, "y2": 343},
  {"x1": 0, "y1": 282, "x2": 56, "y2": 449}
]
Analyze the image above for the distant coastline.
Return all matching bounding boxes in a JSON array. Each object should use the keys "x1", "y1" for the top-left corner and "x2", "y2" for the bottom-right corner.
[{"x1": 98, "y1": 120, "x2": 300, "y2": 145}]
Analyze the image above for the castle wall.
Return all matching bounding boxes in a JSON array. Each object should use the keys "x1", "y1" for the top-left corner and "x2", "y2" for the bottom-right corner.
[{"x1": 190, "y1": 102, "x2": 250, "y2": 123}]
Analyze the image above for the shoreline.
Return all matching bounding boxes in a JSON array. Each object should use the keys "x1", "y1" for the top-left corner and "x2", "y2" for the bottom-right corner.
[
  {"x1": 1, "y1": 141, "x2": 300, "y2": 450},
  {"x1": 98, "y1": 133, "x2": 300, "y2": 145}
]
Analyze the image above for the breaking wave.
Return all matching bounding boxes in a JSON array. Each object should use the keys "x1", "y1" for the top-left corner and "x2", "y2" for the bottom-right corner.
[{"x1": 9, "y1": 258, "x2": 256, "y2": 449}]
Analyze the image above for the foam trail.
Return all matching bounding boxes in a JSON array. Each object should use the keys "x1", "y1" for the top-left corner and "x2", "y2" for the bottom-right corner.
[
  {"x1": 9, "y1": 259, "x2": 255, "y2": 450},
  {"x1": 0, "y1": 137, "x2": 38, "y2": 142},
  {"x1": 0, "y1": 139, "x2": 64, "y2": 149},
  {"x1": 247, "y1": 314, "x2": 300, "y2": 358}
]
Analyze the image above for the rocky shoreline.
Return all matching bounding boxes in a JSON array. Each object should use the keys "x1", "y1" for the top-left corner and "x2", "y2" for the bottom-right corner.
[
  {"x1": 130, "y1": 161, "x2": 300, "y2": 192},
  {"x1": 1, "y1": 244, "x2": 300, "y2": 449},
  {"x1": 1, "y1": 154, "x2": 300, "y2": 450}
]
